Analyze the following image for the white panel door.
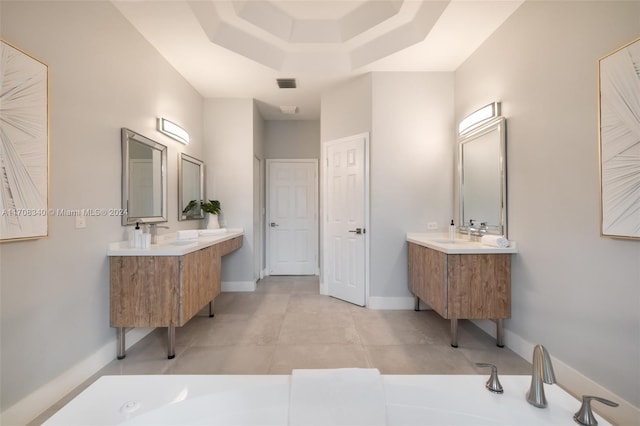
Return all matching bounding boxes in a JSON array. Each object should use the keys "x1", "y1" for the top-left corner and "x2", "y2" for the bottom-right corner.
[
  {"x1": 325, "y1": 135, "x2": 367, "y2": 306},
  {"x1": 268, "y1": 160, "x2": 318, "y2": 275}
]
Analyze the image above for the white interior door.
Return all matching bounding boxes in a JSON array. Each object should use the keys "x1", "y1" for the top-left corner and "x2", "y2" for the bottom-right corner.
[
  {"x1": 267, "y1": 160, "x2": 318, "y2": 275},
  {"x1": 323, "y1": 134, "x2": 368, "y2": 306}
]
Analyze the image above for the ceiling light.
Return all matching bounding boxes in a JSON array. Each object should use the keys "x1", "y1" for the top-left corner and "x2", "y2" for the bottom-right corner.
[
  {"x1": 277, "y1": 78, "x2": 297, "y2": 89},
  {"x1": 458, "y1": 102, "x2": 501, "y2": 135},
  {"x1": 157, "y1": 118, "x2": 190, "y2": 144},
  {"x1": 280, "y1": 106, "x2": 298, "y2": 115}
]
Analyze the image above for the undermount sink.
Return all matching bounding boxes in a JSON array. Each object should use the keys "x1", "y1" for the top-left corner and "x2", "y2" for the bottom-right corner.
[
  {"x1": 166, "y1": 239, "x2": 198, "y2": 246},
  {"x1": 428, "y1": 238, "x2": 461, "y2": 244}
]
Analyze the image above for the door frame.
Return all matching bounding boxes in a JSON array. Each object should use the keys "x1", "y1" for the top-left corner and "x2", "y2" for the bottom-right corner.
[
  {"x1": 265, "y1": 158, "x2": 319, "y2": 276},
  {"x1": 320, "y1": 133, "x2": 370, "y2": 305},
  {"x1": 253, "y1": 155, "x2": 264, "y2": 280}
]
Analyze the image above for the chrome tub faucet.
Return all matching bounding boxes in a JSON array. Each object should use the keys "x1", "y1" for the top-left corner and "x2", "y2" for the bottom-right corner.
[{"x1": 526, "y1": 344, "x2": 556, "y2": 408}]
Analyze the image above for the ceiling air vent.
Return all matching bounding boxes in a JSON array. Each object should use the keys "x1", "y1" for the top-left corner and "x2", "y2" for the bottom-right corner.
[{"x1": 277, "y1": 78, "x2": 297, "y2": 89}]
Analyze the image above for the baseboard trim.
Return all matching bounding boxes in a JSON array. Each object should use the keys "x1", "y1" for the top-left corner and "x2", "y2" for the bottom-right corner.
[
  {"x1": 221, "y1": 280, "x2": 256, "y2": 292},
  {"x1": 1, "y1": 327, "x2": 154, "y2": 426},
  {"x1": 470, "y1": 319, "x2": 638, "y2": 425},
  {"x1": 367, "y1": 296, "x2": 416, "y2": 310}
]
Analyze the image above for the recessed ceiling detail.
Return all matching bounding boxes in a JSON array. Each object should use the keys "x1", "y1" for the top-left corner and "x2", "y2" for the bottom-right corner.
[
  {"x1": 112, "y1": 0, "x2": 525, "y2": 120},
  {"x1": 188, "y1": 0, "x2": 450, "y2": 72},
  {"x1": 232, "y1": 0, "x2": 403, "y2": 44}
]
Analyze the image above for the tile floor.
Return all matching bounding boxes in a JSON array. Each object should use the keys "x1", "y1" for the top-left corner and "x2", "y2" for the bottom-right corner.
[{"x1": 32, "y1": 275, "x2": 531, "y2": 424}]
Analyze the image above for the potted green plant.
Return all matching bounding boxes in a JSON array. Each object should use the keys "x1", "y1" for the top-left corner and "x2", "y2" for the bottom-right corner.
[
  {"x1": 201, "y1": 199, "x2": 220, "y2": 229},
  {"x1": 183, "y1": 199, "x2": 221, "y2": 229}
]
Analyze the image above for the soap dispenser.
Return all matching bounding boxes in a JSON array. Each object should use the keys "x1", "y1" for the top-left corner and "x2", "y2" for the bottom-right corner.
[
  {"x1": 133, "y1": 222, "x2": 141, "y2": 248},
  {"x1": 449, "y1": 220, "x2": 455, "y2": 241}
]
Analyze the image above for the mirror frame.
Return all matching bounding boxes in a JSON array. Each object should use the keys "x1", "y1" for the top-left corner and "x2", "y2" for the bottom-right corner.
[
  {"x1": 178, "y1": 153, "x2": 205, "y2": 221},
  {"x1": 458, "y1": 116, "x2": 507, "y2": 237},
  {"x1": 121, "y1": 128, "x2": 168, "y2": 225}
]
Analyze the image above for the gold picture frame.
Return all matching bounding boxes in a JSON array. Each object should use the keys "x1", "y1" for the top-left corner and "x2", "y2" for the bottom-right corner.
[
  {"x1": 598, "y1": 37, "x2": 640, "y2": 240},
  {"x1": 0, "y1": 40, "x2": 49, "y2": 242}
]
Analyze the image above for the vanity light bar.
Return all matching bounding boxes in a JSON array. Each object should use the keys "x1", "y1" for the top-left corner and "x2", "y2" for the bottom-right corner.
[
  {"x1": 458, "y1": 102, "x2": 501, "y2": 135},
  {"x1": 158, "y1": 118, "x2": 190, "y2": 145}
]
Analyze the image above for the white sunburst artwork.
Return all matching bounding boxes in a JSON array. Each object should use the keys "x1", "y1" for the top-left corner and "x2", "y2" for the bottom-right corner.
[
  {"x1": 0, "y1": 40, "x2": 49, "y2": 241},
  {"x1": 599, "y1": 37, "x2": 640, "y2": 239}
]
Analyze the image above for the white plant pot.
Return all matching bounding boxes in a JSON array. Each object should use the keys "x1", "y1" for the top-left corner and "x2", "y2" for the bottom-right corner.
[{"x1": 206, "y1": 213, "x2": 220, "y2": 230}]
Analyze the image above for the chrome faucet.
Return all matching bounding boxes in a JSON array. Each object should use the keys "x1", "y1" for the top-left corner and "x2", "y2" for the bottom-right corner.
[
  {"x1": 479, "y1": 222, "x2": 488, "y2": 234},
  {"x1": 149, "y1": 224, "x2": 170, "y2": 244},
  {"x1": 466, "y1": 219, "x2": 476, "y2": 240},
  {"x1": 526, "y1": 344, "x2": 556, "y2": 408}
]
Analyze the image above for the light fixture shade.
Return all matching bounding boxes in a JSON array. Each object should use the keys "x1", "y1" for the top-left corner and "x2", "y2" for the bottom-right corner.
[
  {"x1": 158, "y1": 118, "x2": 190, "y2": 144},
  {"x1": 458, "y1": 102, "x2": 500, "y2": 135}
]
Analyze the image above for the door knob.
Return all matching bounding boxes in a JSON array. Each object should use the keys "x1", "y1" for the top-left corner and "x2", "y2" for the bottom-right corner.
[
  {"x1": 270, "y1": 222, "x2": 279, "y2": 227},
  {"x1": 348, "y1": 228, "x2": 364, "y2": 234}
]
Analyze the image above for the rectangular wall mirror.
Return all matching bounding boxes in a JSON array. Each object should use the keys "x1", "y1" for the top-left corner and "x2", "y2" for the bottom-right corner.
[
  {"x1": 179, "y1": 153, "x2": 205, "y2": 220},
  {"x1": 458, "y1": 114, "x2": 507, "y2": 236},
  {"x1": 121, "y1": 128, "x2": 168, "y2": 225}
]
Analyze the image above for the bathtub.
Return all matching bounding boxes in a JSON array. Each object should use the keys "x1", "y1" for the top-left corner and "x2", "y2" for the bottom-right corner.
[{"x1": 43, "y1": 374, "x2": 612, "y2": 425}]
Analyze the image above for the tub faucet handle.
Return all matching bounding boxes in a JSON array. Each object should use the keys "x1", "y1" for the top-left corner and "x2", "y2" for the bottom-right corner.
[
  {"x1": 475, "y1": 363, "x2": 503, "y2": 393},
  {"x1": 573, "y1": 395, "x2": 618, "y2": 426}
]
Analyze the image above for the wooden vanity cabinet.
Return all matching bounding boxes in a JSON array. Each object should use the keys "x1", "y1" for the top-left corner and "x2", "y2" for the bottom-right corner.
[
  {"x1": 408, "y1": 242, "x2": 511, "y2": 346},
  {"x1": 110, "y1": 236, "x2": 242, "y2": 357}
]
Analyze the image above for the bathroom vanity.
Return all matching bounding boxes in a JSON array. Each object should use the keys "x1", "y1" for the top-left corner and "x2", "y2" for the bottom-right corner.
[
  {"x1": 108, "y1": 229, "x2": 243, "y2": 359},
  {"x1": 407, "y1": 233, "x2": 517, "y2": 347}
]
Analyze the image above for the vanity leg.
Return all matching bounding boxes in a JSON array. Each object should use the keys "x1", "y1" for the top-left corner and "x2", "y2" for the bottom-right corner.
[
  {"x1": 450, "y1": 319, "x2": 459, "y2": 348},
  {"x1": 414, "y1": 296, "x2": 420, "y2": 311},
  {"x1": 209, "y1": 301, "x2": 215, "y2": 318},
  {"x1": 117, "y1": 327, "x2": 126, "y2": 360},
  {"x1": 496, "y1": 318, "x2": 505, "y2": 347},
  {"x1": 167, "y1": 327, "x2": 175, "y2": 359}
]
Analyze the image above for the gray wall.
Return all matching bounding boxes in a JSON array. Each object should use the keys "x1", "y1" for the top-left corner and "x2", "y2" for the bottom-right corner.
[
  {"x1": 456, "y1": 0, "x2": 640, "y2": 412},
  {"x1": 370, "y1": 73, "x2": 454, "y2": 299},
  {"x1": 321, "y1": 72, "x2": 455, "y2": 302},
  {"x1": 0, "y1": 0, "x2": 205, "y2": 416},
  {"x1": 321, "y1": 75, "x2": 373, "y2": 143},
  {"x1": 203, "y1": 99, "x2": 258, "y2": 285},
  {"x1": 265, "y1": 120, "x2": 320, "y2": 160}
]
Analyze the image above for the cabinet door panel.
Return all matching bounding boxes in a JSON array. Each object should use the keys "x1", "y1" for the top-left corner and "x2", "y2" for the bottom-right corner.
[
  {"x1": 110, "y1": 256, "x2": 179, "y2": 327},
  {"x1": 409, "y1": 243, "x2": 447, "y2": 317},
  {"x1": 447, "y1": 254, "x2": 510, "y2": 318}
]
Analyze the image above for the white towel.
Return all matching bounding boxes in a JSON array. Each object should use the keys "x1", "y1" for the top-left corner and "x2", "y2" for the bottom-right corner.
[
  {"x1": 288, "y1": 368, "x2": 386, "y2": 426},
  {"x1": 176, "y1": 229, "x2": 199, "y2": 240},
  {"x1": 481, "y1": 235, "x2": 510, "y2": 248}
]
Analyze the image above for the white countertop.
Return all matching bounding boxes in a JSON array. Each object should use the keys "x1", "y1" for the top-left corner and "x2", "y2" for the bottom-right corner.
[
  {"x1": 107, "y1": 228, "x2": 243, "y2": 256},
  {"x1": 407, "y1": 232, "x2": 518, "y2": 254}
]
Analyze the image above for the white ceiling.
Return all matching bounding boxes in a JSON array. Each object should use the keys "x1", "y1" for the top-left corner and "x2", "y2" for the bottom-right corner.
[{"x1": 112, "y1": 0, "x2": 524, "y2": 120}]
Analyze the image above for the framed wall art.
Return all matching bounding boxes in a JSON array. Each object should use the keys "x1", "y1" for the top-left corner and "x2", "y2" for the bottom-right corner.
[
  {"x1": 598, "y1": 37, "x2": 640, "y2": 240},
  {"x1": 0, "y1": 40, "x2": 49, "y2": 242}
]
